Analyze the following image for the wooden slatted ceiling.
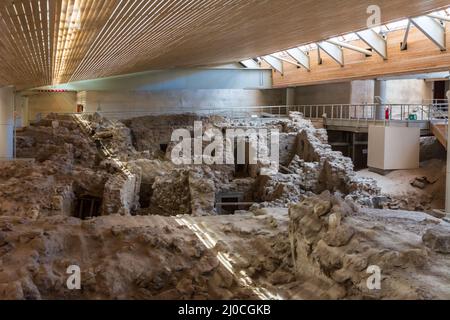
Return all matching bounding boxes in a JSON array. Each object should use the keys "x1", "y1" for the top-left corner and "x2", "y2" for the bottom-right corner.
[{"x1": 0, "y1": 0, "x2": 449, "y2": 89}]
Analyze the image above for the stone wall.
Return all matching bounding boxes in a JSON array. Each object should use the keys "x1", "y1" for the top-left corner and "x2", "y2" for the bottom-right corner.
[{"x1": 103, "y1": 172, "x2": 140, "y2": 216}]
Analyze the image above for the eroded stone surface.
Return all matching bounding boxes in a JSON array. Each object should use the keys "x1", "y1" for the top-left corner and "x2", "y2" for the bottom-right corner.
[
  {"x1": 423, "y1": 226, "x2": 450, "y2": 253},
  {"x1": 289, "y1": 192, "x2": 450, "y2": 299}
]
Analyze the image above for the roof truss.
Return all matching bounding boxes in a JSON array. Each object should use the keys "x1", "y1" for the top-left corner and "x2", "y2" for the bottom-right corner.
[
  {"x1": 356, "y1": 29, "x2": 388, "y2": 59},
  {"x1": 286, "y1": 48, "x2": 310, "y2": 71},
  {"x1": 317, "y1": 41, "x2": 344, "y2": 66},
  {"x1": 261, "y1": 55, "x2": 284, "y2": 74},
  {"x1": 411, "y1": 15, "x2": 446, "y2": 51}
]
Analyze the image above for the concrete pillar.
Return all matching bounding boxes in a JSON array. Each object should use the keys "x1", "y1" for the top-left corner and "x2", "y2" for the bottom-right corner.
[
  {"x1": 16, "y1": 95, "x2": 29, "y2": 127},
  {"x1": 286, "y1": 87, "x2": 295, "y2": 106},
  {"x1": 446, "y1": 90, "x2": 450, "y2": 214},
  {"x1": 374, "y1": 80, "x2": 387, "y2": 120},
  {"x1": 0, "y1": 86, "x2": 15, "y2": 159}
]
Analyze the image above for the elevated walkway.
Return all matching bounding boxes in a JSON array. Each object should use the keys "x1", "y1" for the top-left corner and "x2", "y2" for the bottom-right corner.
[
  {"x1": 288, "y1": 104, "x2": 447, "y2": 139},
  {"x1": 324, "y1": 118, "x2": 431, "y2": 135},
  {"x1": 431, "y1": 123, "x2": 447, "y2": 149}
]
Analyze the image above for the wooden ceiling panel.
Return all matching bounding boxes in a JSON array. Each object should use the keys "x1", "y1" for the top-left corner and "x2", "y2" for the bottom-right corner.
[{"x1": 0, "y1": 0, "x2": 449, "y2": 88}]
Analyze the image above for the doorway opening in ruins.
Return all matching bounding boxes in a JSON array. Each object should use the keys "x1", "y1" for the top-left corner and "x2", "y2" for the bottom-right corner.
[
  {"x1": 73, "y1": 195, "x2": 102, "y2": 219},
  {"x1": 139, "y1": 182, "x2": 153, "y2": 209},
  {"x1": 433, "y1": 80, "x2": 446, "y2": 105},
  {"x1": 216, "y1": 192, "x2": 253, "y2": 215},
  {"x1": 220, "y1": 197, "x2": 240, "y2": 214},
  {"x1": 327, "y1": 131, "x2": 369, "y2": 170},
  {"x1": 234, "y1": 141, "x2": 251, "y2": 178},
  {"x1": 160, "y1": 144, "x2": 168, "y2": 153}
]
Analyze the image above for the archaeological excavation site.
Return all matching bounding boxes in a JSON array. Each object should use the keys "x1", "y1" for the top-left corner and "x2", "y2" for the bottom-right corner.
[{"x1": 2, "y1": 0, "x2": 450, "y2": 304}]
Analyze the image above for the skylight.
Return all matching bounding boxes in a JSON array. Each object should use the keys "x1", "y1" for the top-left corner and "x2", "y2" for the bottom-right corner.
[{"x1": 293, "y1": 6, "x2": 450, "y2": 52}]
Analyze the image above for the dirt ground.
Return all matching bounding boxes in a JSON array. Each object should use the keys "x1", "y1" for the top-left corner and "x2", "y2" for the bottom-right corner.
[{"x1": 356, "y1": 159, "x2": 446, "y2": 210}]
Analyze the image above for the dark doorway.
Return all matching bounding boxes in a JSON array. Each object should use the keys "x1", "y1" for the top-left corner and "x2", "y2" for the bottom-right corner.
[
  {"x1": 327, "y1": 130, "x2": 368, "y2": 170},
  {"x1": 139, "y1": 183, "x2": 153, "y2": 209},
  {"x1": 74, "y1": 196, "x2": 102, "y2": 219},
  {"x1": 160, "y1": 144, "x2": 168, "y2": 152},
  {"x1": 434, "y1": 81, "x2": 446, "y2": 105},
  {"x1": 234, "y1": 141, "x2": 251, "y2": 177},
  {"x1": 216, "y1": 192, "x2": 253, "y2": 215},
  {"x1": 220, "y1": 197, "x2": 240, "y2": 215}
]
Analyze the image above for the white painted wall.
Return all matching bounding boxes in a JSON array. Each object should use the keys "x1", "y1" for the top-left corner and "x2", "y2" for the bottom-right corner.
[
  {"x1": 368, "y1": 126, "x2": 420, "y2": 170},
  {"x1": 367, "y1": 126, "x2": 386, "y2": 169}
]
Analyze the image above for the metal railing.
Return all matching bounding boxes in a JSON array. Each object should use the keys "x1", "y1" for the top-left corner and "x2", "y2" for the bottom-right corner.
[
  {"x1": 32, "y1": 105, "x2": 291, "y2": 122},
  {"x1": 31, "y1": 103, "x2": 449, "y2": 124},
  {"x1": 289, "y1": 103, "x2": 436, "y2": 121},
  {"x1": 290, "y1": 103, "x2": 450, "y2": 133}
]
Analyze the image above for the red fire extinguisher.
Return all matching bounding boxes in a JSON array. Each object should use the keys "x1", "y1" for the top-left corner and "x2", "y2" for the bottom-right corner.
[{"x1": 385, "y1": 107, "x2": 390, "y2": 120}]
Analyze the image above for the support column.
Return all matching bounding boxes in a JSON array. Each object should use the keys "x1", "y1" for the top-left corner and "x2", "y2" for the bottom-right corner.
[
  {"x1": 16, "y1": 95, "x2": 29, "y2": 127},
  {"x1": 286, "y1": 87, "x2": 295, "y2": 106},
  {"x1": 374, "y1": 80, "x2": 387, "y2": 120},
  {"x1": 445, "y1": 90, "x2": 450, "y2": 214},
  {"x1": 0, "y1": 86, "x2": 15, "y2": 159}
]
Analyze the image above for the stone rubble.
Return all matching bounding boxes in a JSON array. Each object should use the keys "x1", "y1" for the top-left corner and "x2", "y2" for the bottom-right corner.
[
  {"x1": 250, "y1": 112, "x2": 380, "y2": 208},
  {"x1": 1, "y1": 112, "x2": 449, "y2": 300},
  {"x1": 289, "y1": 192, "x2": 450, "y2": 299}
]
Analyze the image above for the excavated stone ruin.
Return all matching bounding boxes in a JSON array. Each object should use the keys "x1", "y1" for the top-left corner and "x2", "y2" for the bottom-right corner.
[{"x1": 1, "y1": 111, "x2": 449, "y2": 300}]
